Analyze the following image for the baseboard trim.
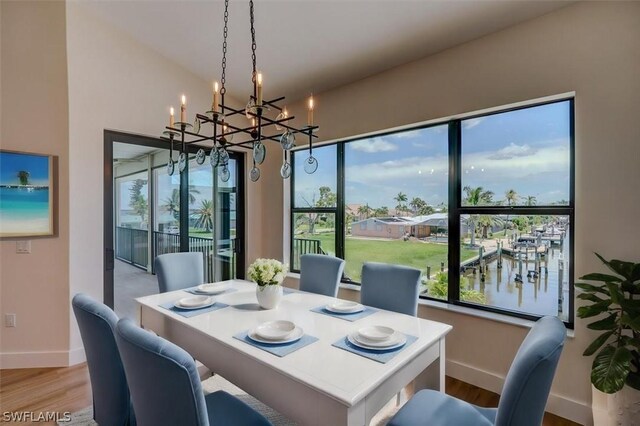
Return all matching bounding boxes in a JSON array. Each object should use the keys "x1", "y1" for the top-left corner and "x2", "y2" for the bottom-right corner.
[
  {"x1": 0, "y1": 350, "x2": 71, "y2": 369},
  {"x1": 446, "y1": 359, "x2": 593, "y2": 426},
  {"x1": 68, "y1": 346, "x2": 86, "y2": 366}
]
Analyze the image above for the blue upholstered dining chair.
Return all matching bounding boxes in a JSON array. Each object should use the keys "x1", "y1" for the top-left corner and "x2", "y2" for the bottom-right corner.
[
  {"x1": 114, "y1": 318, "x2": 272, "y2": 426},
  {"x1": 72, "y1": 293, "x2": 135, "y2": 426},
  {"x1": 299, "y1": 254, "x2": 346, "y2": 297},
  {"x1": 360, "y1": 262, "x2": 421, "y2": 316},
  {"x1": 388, "y1": 316, "x2": 566, "y2": 426},
  {"x1": 155, "y1": 252, "x2": 204, "y2": 293}
]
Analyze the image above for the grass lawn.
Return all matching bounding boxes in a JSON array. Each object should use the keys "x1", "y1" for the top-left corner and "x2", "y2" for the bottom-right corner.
[{"x1": 296, "y1": 232, "x2": 475, "y2": 282}]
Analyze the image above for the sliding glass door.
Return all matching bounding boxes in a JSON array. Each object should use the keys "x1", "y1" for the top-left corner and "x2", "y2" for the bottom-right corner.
[{"x1": 105, "y1": 131, "x2": 245, "y2": 312}]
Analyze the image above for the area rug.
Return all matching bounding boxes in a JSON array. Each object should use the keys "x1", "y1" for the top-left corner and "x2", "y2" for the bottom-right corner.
[{"x1": 60, "y1": 375, "x2": 396, "y2": 425}]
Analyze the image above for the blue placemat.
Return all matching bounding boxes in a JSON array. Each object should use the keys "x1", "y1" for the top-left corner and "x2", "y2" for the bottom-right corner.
[
  {"x1": 159, "y1": 301, "x2": 230, "y2": 318},
  {"x1": 332, "y1": 334, "x2": 418, "y2": 364},
  {"x1": 310, "y1": 305, "x2": 377, "y2": 322},
  {"x1": 233, "y1": 331, "x2": 318, "y2": 357},
  {"x1": 184, "y1": 286, "x2": 239, "y2": 296}
]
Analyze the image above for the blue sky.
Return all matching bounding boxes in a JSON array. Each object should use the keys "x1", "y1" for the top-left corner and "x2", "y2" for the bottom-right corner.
[
  {"x1": 0, "y1": 152, "x2": 50, "y2": 186},
  {"x1": 295, "y1": 100, "x2": 570, "y2": 208}
]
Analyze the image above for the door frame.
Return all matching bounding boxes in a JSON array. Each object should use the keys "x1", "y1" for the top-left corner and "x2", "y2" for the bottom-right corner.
[{"x1": 103, "y1": 130, "x2": 246, "y2": 308}]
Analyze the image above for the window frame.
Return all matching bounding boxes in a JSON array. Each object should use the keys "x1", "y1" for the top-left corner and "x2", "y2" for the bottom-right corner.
[{"x1": 289, "y1": 97, "x2": 575, "y2": 328}]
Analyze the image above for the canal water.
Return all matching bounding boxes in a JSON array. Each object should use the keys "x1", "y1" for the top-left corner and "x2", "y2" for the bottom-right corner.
[{"x1": 463, "y1": 229, "x2": 570, "y2": 321}]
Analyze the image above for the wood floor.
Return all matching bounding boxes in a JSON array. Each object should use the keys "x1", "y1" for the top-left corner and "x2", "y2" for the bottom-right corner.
[{"x1": 0, "y1": 364, "x2": 580, "y2": 425}]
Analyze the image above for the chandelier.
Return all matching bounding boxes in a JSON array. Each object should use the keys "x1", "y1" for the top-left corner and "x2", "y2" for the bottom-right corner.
[{"x1": 161, "y1": 0, "x2": 318, "y2": 182}]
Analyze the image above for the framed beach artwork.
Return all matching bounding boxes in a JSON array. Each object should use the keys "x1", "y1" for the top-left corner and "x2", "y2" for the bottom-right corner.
[{"x1": 0, "y1": 150, "x2": 55, "y2": 238}]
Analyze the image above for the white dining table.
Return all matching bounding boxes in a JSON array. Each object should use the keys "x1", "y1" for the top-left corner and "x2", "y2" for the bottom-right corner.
[{"x1": 136, "y1": 279, "x2": 452, "y2": 426}]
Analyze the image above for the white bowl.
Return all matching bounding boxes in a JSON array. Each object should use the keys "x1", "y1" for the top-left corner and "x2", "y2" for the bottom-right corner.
[
  {"x1": 326, "y1": 301, "x2": 364, "y2": 314},
  {"x1": 357, "y1": 325, "x2": 395, "y2": 342},
  {"x1": 176, "y1": 296, "x2": 212, "y2": 308},
  {"x1": 255, "y1": 320, "x2": 296, "y2": 341}
]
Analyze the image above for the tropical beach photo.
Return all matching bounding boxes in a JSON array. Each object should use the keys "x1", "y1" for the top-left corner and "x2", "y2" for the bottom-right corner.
[{"x1": 0, "y1": 151, "x2": 53, "y2": 237}]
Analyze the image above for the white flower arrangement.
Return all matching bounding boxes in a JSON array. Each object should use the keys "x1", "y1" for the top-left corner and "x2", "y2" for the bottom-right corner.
[{"x1": 247, "y1": 258, "x2": 288, "y2": 287}]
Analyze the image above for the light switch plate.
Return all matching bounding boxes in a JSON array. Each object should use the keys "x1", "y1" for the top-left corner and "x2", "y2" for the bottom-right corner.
[
  {"x1": 5, "y1": 314, "x2": 16, "y2": 327},
  {"x1": 16, "y1": 240, "x2": 31, "y2": 254}
]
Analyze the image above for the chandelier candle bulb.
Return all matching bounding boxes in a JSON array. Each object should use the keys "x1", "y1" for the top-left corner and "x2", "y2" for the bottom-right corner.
[
  {"x1": 257, "y1": 72, "x2": 263, "y2": 106},
  {"x1": 169, "y1": 107, "x2": 175, "y2": 127},
  {"x1": 308, "y1": 96, "x2": 314, "y2": 126},
  {"x1": 180, "y1": 95, "x2": 186, "y2": 123},
  {"x1": 213, "y1": 82, "x2": 219, "y2": 112}
]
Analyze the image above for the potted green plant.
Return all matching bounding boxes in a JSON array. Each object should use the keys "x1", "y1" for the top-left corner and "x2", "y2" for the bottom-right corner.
[{"x1": 576, "y1": 253, "x2": 640, "y2": 424}]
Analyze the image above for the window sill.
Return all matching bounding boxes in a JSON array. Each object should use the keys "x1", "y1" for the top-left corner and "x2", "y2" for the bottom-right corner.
[
  {"x1": 285, "y1": 272, "x2": 574, "y2": 338},
  {"x1": 417, "y1": 298, "x2": 574, "y2": 338}
]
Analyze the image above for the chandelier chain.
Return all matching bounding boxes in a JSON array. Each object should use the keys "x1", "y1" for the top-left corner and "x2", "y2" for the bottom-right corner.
[
  {"x1": 249, "y1": 0, "x2": 257, "y2": 84},
  {"x1": 160, "y1": 0, "x2": 319, "y2": 183},
  {"x1": 220, "y1": 0, "x2": 229, "y2": 97}
]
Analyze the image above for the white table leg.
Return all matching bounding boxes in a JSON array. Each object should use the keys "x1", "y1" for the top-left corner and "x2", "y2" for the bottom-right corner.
[
  {"x1": 438, "y1": 338, "x2": 445, "y2": 393},
  {"x1": 412, "y1": 337, "x2": 445, "y2": 393}
]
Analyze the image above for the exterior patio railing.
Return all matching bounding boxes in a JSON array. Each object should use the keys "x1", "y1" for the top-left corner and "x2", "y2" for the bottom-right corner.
[
  {"x1": 115, "y1": 226, "x2": 149, "y2": 268},
  {"x1": 151, "y1": 230, "x2": 235, "y2": 282},
  {"x1": 115, "y1": 226, "x2": 236, "y2": 281},
  {"x1": 291, "y1": 237, "x2": 325, "y2": 270}
]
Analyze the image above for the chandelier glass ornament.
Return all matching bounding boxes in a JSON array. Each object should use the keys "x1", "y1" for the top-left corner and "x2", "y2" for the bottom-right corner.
[{"x1": 161, "y1": 0, "x2": 318, "y2": 182}]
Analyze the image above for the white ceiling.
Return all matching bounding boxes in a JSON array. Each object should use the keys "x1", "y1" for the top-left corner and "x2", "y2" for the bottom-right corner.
[{"x1": 80, "y1": 0, "x2": 573, "y2": 102}]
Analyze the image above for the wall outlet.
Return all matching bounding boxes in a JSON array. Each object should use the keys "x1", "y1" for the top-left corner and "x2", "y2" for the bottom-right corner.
[
  {"x1": 5, "y1": 314, "x2": 16, "y2": 327},
  {"x1": 16, "y1": 240, "x2": 31, "y2": 254}
]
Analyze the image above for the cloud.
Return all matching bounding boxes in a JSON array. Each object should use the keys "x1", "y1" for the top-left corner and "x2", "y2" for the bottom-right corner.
[
  {"x1": 390, "y1": 130, "x2": 421, "y2": 139},
  {"x1": 488, "y1": 143, "x2": 537, "y2": 160},
  {"x1": 350, "y1": 137, "x2": 397, "y2": 153},
  {"x1": 463, "y1": 117, "x2": 484, "y2": 129}
]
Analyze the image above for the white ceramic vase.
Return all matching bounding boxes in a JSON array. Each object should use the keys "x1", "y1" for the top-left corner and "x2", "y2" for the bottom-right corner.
[
  {"x1": 255, "y1": 284, "x2": 283, "y2": 310},
  {"x1": 607, "y1": 386, "x2": 640, "y2": 426},
  {"x1": 593, "y1": 385, "x2": 640, "y2": 426}
]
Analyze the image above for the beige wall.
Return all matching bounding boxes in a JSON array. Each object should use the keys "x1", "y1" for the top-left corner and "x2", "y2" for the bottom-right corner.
[
  {"x1": 278, "y1": 2, "x2": 640, "y2": 424},
  {"x1": 1, "y1": 1, "x2": 273, "y2": 368},
  {"x1": 0, "y1": 1, "x2": 71, "y2": 367}
]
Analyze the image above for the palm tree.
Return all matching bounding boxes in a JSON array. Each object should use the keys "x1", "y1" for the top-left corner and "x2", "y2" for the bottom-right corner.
[
  {"x1": 505, "y1": 189, "x2": 518, "y2": 207},
  {"x1": 163, "y1": 189, "x2": 180, "y2": 221},
  {"x1": 409, "y1": 197, "x2": 425, "y2": 214},
  {"x1": 463, "y1": 186, "x2": 494, "y2": 246},
  {"x1": 373, "y1": 206, "x2": 389, "y2": 217},
  {"x1": 195, "y1": 199, "x2": 213, "y2": 232},
  {"x1": 463, "y1": 186, "x2": 494, "y2": 206},
  {"x1": 504, "y1": 189, "x2": 518, "y2": 234},
  {"x1": 357, "y1": 204, "x2": 372, "y2": 219},
  {"x1": 525, "y1": 195, "x2": 537, "y2": 206},
  {"x1": 418, "y1": 204, "x2": 435, "y2": 216},
  {"x1": 394, "y1": 192, "x2": 408, "y2": 215},
  {"x1": 163, "y1": 186, "x2": 200, "y2": 221},
  {"x1": 477, "y1": 215, "x2": 504, "y2": 239},
  {"x1": 17, "y1": 170, "x2": 30, "y2": 186}
]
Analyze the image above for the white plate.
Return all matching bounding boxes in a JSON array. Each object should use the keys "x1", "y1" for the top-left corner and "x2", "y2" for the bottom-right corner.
[
  {"x1": 348, "y1": 331, "x2": 406, "y2": 350},
  {"x1": 255, "y1": 320, "x2": 296, "y2": 341},
  {"x1": 325, "y1": 301, "x2": 364, "y2": 314},
  {"x1": 174, "y1": 296, "x2": 215, "y2": 310},
  {"x1": 248, "y1": 326, "x2": 304, "y2": 345},
  {"x1": 358, "y1": 325, "x2": 395, "y2": 342},
  {"x1": 195, "y1": 283, "x2": 229, "y2": 295}
]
